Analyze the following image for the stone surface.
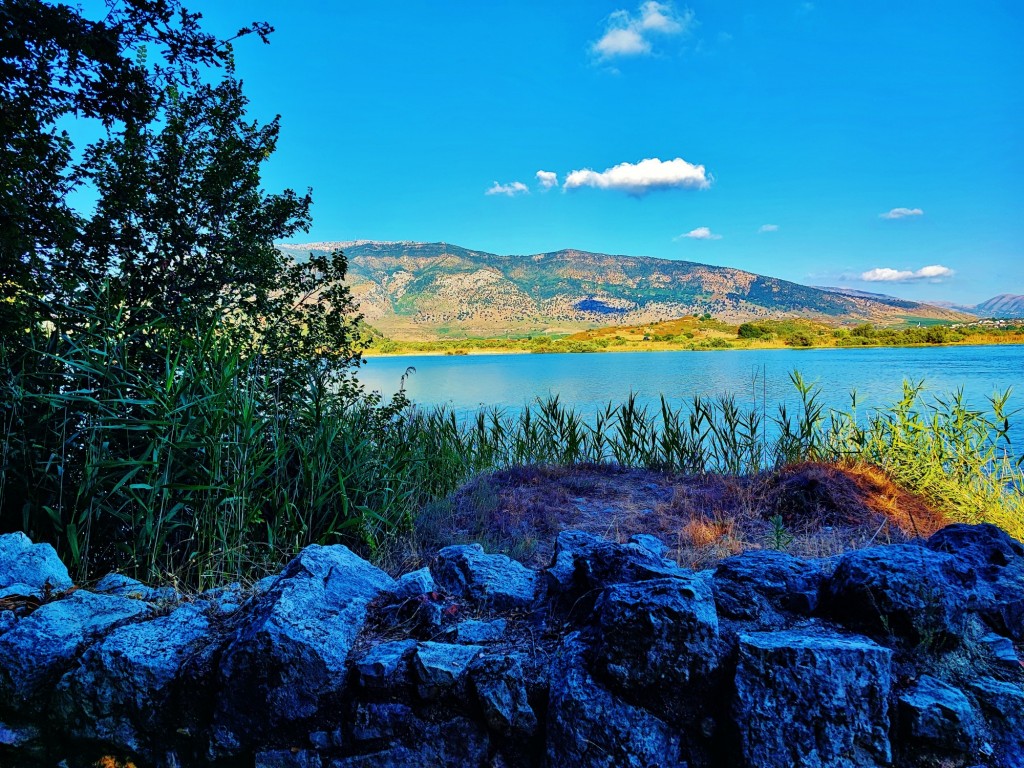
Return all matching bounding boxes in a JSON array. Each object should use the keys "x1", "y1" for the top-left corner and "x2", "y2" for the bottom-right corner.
[
  {"x1": 733, "y1": 629, "x2": 893, "y2": 768},
  {"x1": 450, "y1": 618, "x2": 507, "y2": 644},
  {"x1": 389, "y1": 568, "x2": 435, "y2": 601},
  {"x1": 0, "y1": 532, "x2": 73, "y2": 596},
  {"x1": 412, "y1": 641, "x2": 482, "y2": 699},
  {"x1": 432, "y1": 544, "x2": 538, "y2": 611},
  {"x1": 968, "y1": 677, "x2": 1024, "y2": 768},
  {"x1": 354, "y1": 640, "x2": 416, "y2": 691},
  {"x1": 897, "y1": 675, "x2": 979, "y2": 763},
  {"x1": 713, "y1": 550, "x2": 823, "y2": 622},
  {"x1": 0, "y1": 591, "x2": 152, "y2": 714},
  {"x1": 546, "y1": 633, "x2": 685, "y2": 768},
  {"x1": 928, "y1": 523, "x2": 1024, "y2": 641},
  {"x1": 212, "y1": 544, "x2": 395, "y2": 750},
  {"x1": 468, "y1": 654, "x2": 537, "y2": 736},
  {"x1": 92, "y1": 573, "x2": 178, "y2": 603},
  {"x1": 255, "y1": 749, "x2": 324, "y2": 768},
  {"x1": 53, "y1": 601, "x2": 212, "y2": 754},
  {"x1": 823, "y1": 544, "x2": 974, "y2": 644},
  {"x1": 593, "y1": 576, "x2": 719, "y2": 699}
]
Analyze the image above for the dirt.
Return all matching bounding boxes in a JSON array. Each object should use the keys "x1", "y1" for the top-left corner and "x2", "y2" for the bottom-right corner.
[{"x1": 408, "y1": 461, "x2": 951, "y2": 571}]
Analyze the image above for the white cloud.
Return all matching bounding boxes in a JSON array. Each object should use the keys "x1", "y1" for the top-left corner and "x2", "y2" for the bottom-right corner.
[
  {"x1": 485, "y1": 181, "x2": 529, "y2": 197},
  {"x1": 758, "y1": 224, "x2": 779, "y2": 233},
  {"x1": 592, "y1": 2, "x2": 694, "y2": 61},
  {"x1": 676, "y1": 226, "x2": 722, "y2": 241},
  {"x1": 535, "y1": 170, "x2": 559, "y2": 189},
  {"x1": 860, "y1": 264, "x2": 954, "y2": 282},
  {"x1": 880, "y1": 207, "x2": 924, "y2": 220},
  {"x1": 563, "y1": 156, "x2": 710, "y2": 195}
]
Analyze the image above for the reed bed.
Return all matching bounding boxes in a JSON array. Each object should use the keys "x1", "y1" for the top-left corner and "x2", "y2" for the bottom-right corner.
[{"x1": 3, "y1": 324, "x2": 1021, "y2": 588}]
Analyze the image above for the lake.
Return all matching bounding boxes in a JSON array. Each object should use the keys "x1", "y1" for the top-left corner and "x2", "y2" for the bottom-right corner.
[{"x1": 359, "y1": 345, "x2": 1024, "y2": 448}]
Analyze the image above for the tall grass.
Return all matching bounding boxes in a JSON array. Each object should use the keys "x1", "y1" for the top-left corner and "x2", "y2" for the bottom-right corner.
[{"x1": 4, "y1": 309, "x2": 1021, "y2": 588}]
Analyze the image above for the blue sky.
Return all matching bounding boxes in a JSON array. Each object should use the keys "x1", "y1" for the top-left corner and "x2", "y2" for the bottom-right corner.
[{"x1": 195, "y1": 1, "x2": 1022, "y2": 303}]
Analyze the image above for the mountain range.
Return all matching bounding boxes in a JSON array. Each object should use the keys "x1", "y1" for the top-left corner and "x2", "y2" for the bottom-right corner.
[{"x1": 276, "y1": 241, "x2": 973, "y2": 340}]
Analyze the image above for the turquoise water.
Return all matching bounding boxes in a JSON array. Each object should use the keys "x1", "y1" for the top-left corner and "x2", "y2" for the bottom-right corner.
[{"x1": 359, "y1": 345, "x2": 1024, "y2": 447}]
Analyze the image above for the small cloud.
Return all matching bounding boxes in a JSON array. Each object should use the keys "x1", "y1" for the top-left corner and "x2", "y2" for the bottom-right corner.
[
  {"x1": 535, "y1": 170, "x2": 559, "y2": 189},
  {"x1": 758, "y1": 224, "x2": 779, "y2": 233},
  {"x1": 676, "y1": 226, "x2": 722, "y2": 241},
  {"x1": 592, "y1": 1, "x2": 694, "y2": 61},
  {"x1": 563, "y1": 156, "x2": 710, "y2": 195},
  {"x1": 880, "y1": 207, "x2": 924, "y2": 220},
  {"x1": 860, "y1": 264, "x2": 954, "y2": 283},
  {"x1": 485, "y1": 181, "x2": 529, "y2": 197}
]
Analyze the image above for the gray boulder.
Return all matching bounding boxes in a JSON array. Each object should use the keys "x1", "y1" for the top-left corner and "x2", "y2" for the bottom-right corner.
[
  {"x1": 412, "y1": 641, "x2": 482, "y2": 699},
  {"x1": 53, "y1": 601, "x2": 212, "y2": 755},
  {"x1": 713, "y1": 550, "x2": 823, "y2": 622},
  {"x1": 0, "y1": 532, "x2": 72, "y2": 596},
  {"x1": 823, "y1": 544, "x2": 974, "y2": 645},
  {"x1": 546, "y1": 633, "x2": 685, "y2": 768},
  {"x1": 593, "y1": 575, "x2": 719, "y2": 696},
  {"x1": 0, "y1": 591, "x2": 151, "y2": 714},
  {"x1": 733, "y1": 629, "x2": 892, "y2": 768},
  {"x1": 354, "y1": 640, "x2": 417, "y2": 691},
  {"x1": 897, "y1": 675, "x2": 980, "y2": 764},
  {"x1": 928, "y1": 523, "x2": 1024, "y2": 640},
  {"x1": 968, "y1": 677, "x2": 1024, "y2": 768},
  {"x1": 468, "y1": 653, "x2": 537, "y2": 736},
  {"x1": 256, "y1": 749, "x2": 323, "y2": 768},
  {"x1": 450, "y1": 618, "x2": 507, "y2": 644},
  {"x1": 92, "y1": 573, "x2": 178, "y2": 603},
  {"x1": 335, "y1": 715, "x2": 489, "y2": 767},
  {"x1": 212, "y1": 544, "x2": 395, "y2": 750},
  {"x1": 432, "y1": 544, "x2": 538, "y2": 611},
  {"x1": 389, "y1": 568, "x2": 435, "y2": 601}
]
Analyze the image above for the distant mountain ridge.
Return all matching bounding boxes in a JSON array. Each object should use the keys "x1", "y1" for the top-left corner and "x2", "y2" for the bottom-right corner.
[
  {"x1": 821, "y1": 288, "x2": 1024, "y2": 320},
  {"x1": 277, "y1": 241, "x2": 971, "y2": 340}
]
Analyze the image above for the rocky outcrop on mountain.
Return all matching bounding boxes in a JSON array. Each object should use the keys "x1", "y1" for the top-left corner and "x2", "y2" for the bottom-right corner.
[
  {"x1": 278, "y1": 241, "x2": 971, "y2": 339},
  {"x1": 1, "y1": 523, "x2": 1023, "y2": 767}
]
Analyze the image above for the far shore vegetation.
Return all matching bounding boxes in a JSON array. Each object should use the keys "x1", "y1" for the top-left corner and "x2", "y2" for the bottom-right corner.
[
  {"x1": 3, "y1": 2, "x2": 1021, "y2": 593},
  {"x1": 365, "y1": 316, "x2": 1024, "y2": 356}
]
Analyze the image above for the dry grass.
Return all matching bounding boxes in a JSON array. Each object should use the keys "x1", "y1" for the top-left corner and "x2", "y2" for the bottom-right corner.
[{"x1": 410, "y1": 461, "x2": 953, "y2": 571}]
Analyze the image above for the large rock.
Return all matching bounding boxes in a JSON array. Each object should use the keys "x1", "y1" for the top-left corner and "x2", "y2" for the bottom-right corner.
[
  {"x1": 592, "y1": 576, "x2": 719, "y2": 702},
  {"x1": 340, "y1": 711, "x2": 489, "y2": 767},
  {"x1": 468, "y1": 653, "x2": 537, "y2": 736},
  {"x1": 928, "y1": 523, "x2": 1024, "y2": 640},
  {"x1": 0, "y1": 591, "x2": 151, "y2": 714},
  {"x1": 733, "y1": 629, "x2": 892, "y2": 768},
  {"x1": 968, "y1": 677, "x2": 1024, "y2": 768},
  {"x1": 92, "y1": 573, "x2": 178, "y2": 604},
  {"x1": 412, "y1": 641, "x2": 482, "y2": 700},
  {"x1": 0, "y1": 532, "x2": 72, "y2": 597},
  {"x1": 822, "y1": 544, "x2": 974, "y2": 645},
  {"x1": 354, "y1": 640, "x2": 417, "y2": 691},
  {"x1": 212, "y1": 544, "x2": 395, "y2": 751},
  {"x1": 713, "y1": 550, "x2": 823, "y2": 623},
  {"x1": 897, "y1": 675, "x2": 980, "y2": 766},
  {"x1": 53, "y1": 601, "x2": 212, "y2": 756},
  {"x1": 546, "y1": 633, "x2": 685, "y2": 768},
  {"x1": 432, "y1": 544, "x2": 538, "y2": 611}
]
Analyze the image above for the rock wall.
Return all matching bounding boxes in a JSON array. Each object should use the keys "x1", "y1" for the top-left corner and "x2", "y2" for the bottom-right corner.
[{"x1": 1, "y1": 524, "x2": 1023, "y2": 767}]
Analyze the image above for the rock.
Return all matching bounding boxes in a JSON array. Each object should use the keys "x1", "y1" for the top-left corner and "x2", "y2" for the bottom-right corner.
[
  {"x1": 354, "y1": 640, "x2": 417, "y2": 691},
  {"x1": 0, "y1": 532, "x2": 73, "y2": 596},
  {"x1": 450, "y1": 618, "x2": 507, "y2": 644},
  {"x1": 733, "y1": 629, "x2": 892, "y2": 768},
  {"x1": 52, "y1": 601, "x2": 212, "y2": 755},
  {"x1": 336, "y1": 716, "x2": 489, "y2": 767},
  {"x1": 0, "y1": 721, "x2": 40, "y2": 747},
  {"x1": 432, "y1": 544, "x2": 538, "y2": 611},
  {"x1": 255, "y1": 749, "x2": 324, "y2": 768},
  {"x1": 0, "y1": 591, "x2": 152, "y2": 714},
  {"x1": 196, "y1": 582, "x2": 246, "y2": 615},
  {"x1": 628, "y1": 533, "x2": 668, "y2": 559},
  {"x1": 350, "y1": 702, "x2": 414, "y2": 745},
  {"x1": 593, "y1": 576, "x2": 719, "y2": 699},
  {"x1": 823, "y1": 544, "x2": 974, "y2": 645},
  {"x1": 713, "y1": 550, "x2": 823, "y2": 622},
  {"x1": 979, "y1": 632, "x2": 1020, "y2": 666},
  {"x1": 390, "y1": 568, "x2": 435, "y2": 601},
  {"x1": 468, "y1": 654, "x2": 537, "y2": 736},
  {"x1": 212, "y1": 544, "x2": 395, "y2": 750},
  {"x1": 928, "y1": 523, "x2": 1024, "y2": 641},
  {"x1": 544, "y1": 530, "x2": 688, "y2": 620},
  {"x1": 92, "y1": 573, "x2": 178, "y2": 603},
  {"x1": 412, "y1": 641, "x2": 482, "y2": 699},
  {"x1": 546, "y1": 633, "x2": 685, "y2": 768},
  {"x1": 898, "y1": 675, "x2": 980, "y2": 763},
  {"x1": 967, "y1": 677, "x2": 1024, "y2": 767}
]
